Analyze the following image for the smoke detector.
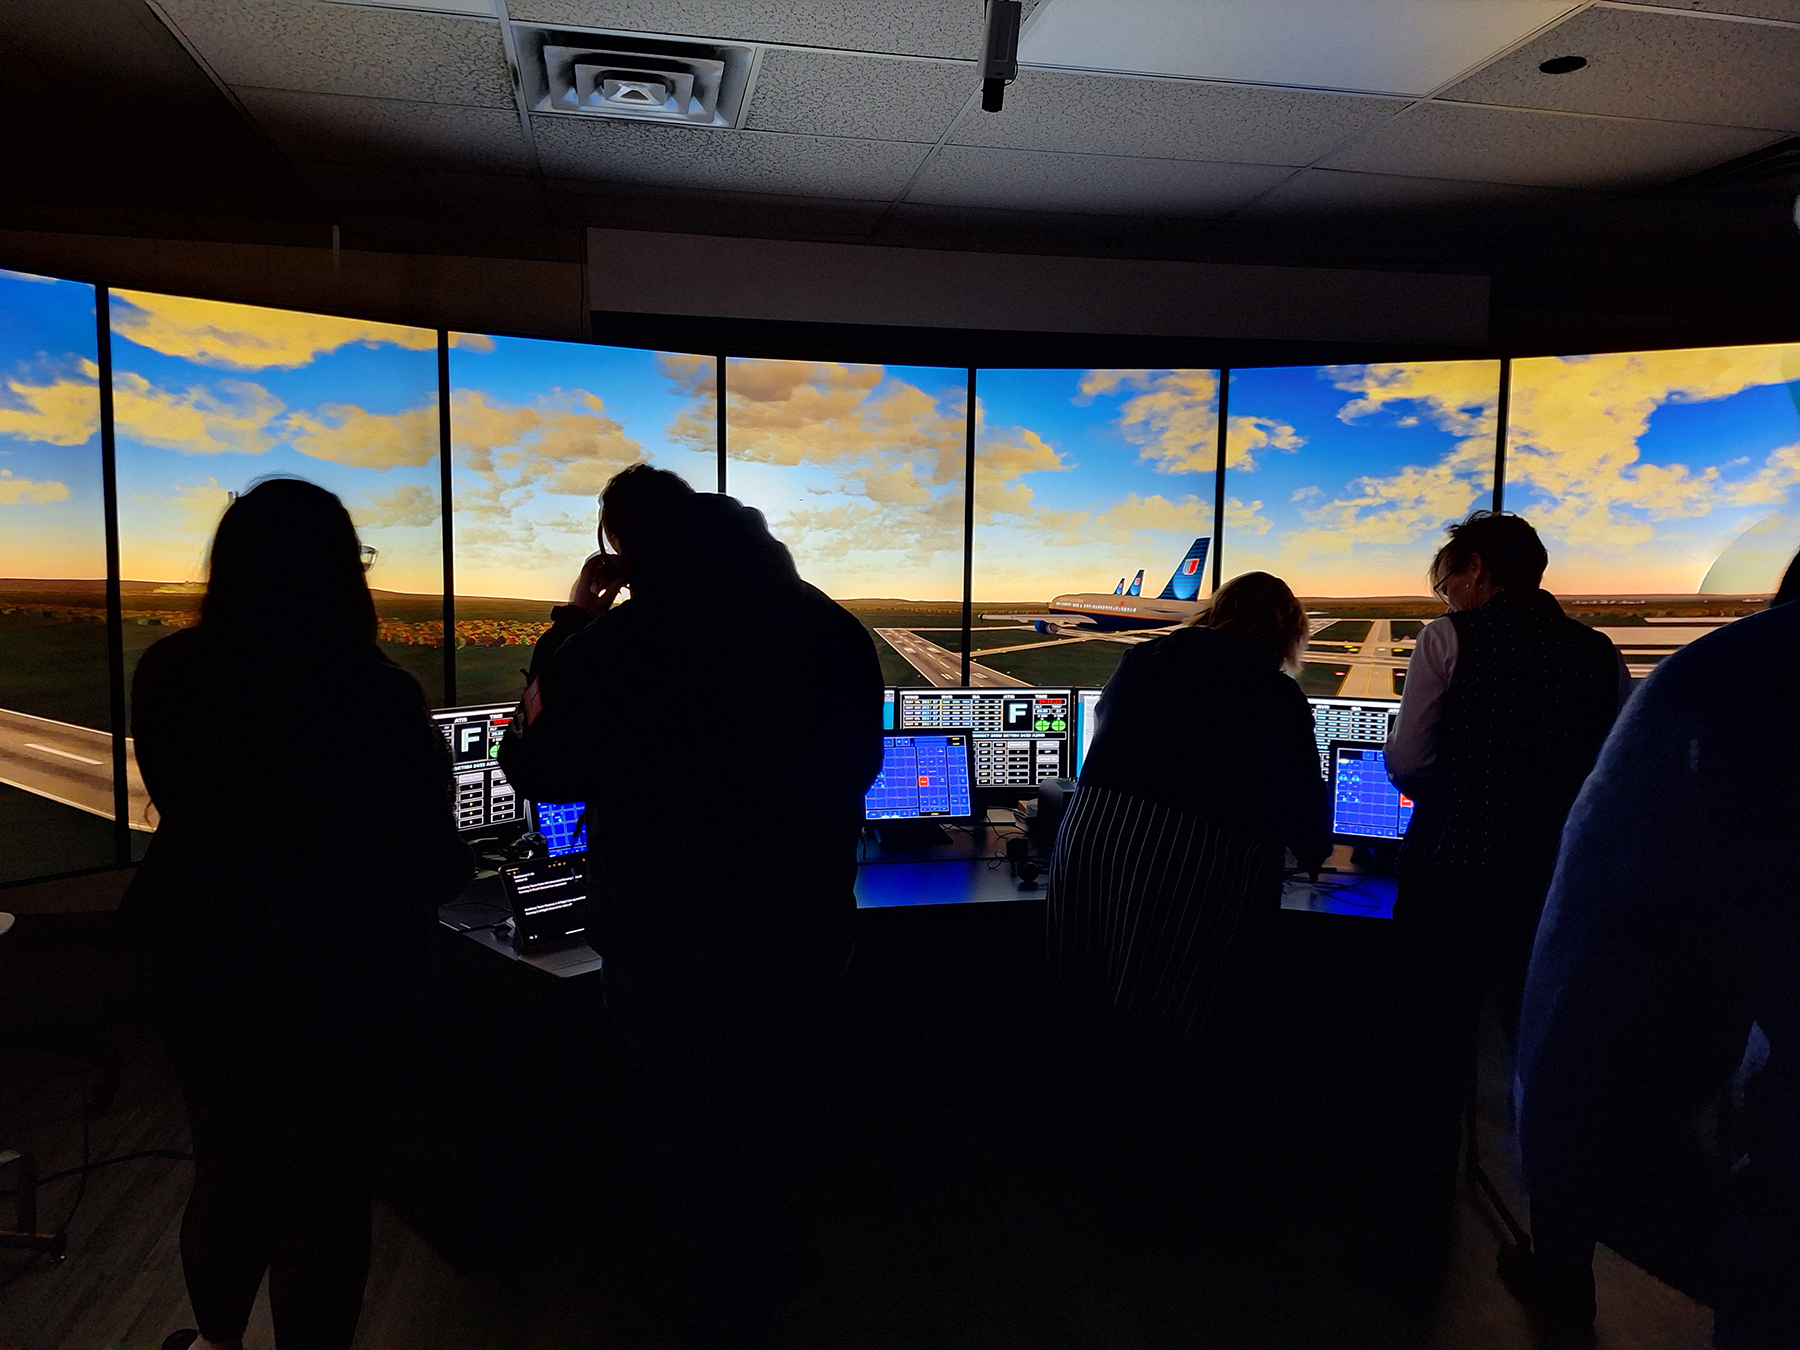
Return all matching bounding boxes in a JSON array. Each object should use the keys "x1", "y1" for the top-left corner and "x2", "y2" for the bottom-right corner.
[{"x1": 513, "y1": 26, "x2": 757, "y2": 128}]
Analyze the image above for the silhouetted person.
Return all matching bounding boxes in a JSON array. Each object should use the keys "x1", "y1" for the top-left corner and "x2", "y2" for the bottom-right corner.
[
  {"x1": 124, "y1": 479, "x2": 472, "y2": 1350},
  {"x1": 1050, "y1": 571, "x2": 1330, "y2": 1042},
  {"x1": 1511, "y1": 552, "x2": 1800, "y2": 1343},
  {"x1": 1378, "y1": 510, "x2": 1627, "y2": 1303},
  {"x1": 499, "y1": 464, "x2": 883, "y2": 1349}
]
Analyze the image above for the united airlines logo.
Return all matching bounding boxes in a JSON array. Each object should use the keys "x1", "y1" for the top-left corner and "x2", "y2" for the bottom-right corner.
[{"x1": 1182, "y1": 558, "x2": 1199, "y2": 575}]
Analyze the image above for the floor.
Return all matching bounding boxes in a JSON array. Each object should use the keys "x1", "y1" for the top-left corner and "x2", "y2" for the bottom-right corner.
[{"x1": 0, "y1": 909, "x2": 1713, "y2": 1350}]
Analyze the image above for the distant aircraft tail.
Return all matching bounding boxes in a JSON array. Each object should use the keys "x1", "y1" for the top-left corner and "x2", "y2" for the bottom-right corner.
[
  {"x1": 1126, "y1": 569, "x2": 1145, "y2": 597},
  {"x1": 1157, "y1": 537, "x2": 1210, "y2": 602},
  {"x1": 1113, "y1": 578, "x2": 1126, "y2": 595}
]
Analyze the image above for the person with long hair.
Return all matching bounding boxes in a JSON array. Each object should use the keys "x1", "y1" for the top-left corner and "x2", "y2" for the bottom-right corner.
[
  {"x1": 124, "y1": 478, "x2": 471, "y2": 1350},
  {"x1": 1048, "y1": 570, "x2": 1330, "y2": 1042}
]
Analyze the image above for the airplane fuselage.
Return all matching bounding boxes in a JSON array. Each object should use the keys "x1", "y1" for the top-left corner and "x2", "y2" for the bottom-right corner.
[{"x1": 1047, "y1": 592, "x2": 1207, "y2": 630}]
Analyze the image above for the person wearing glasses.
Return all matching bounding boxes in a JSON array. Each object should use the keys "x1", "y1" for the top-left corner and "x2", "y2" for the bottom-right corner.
[
  {"x1": 127, "y1": 478, "x2": 472, "y2": 1350},
  {"x1": 1377, "y1": 510, "x2": 1628, "y2": 1306}
]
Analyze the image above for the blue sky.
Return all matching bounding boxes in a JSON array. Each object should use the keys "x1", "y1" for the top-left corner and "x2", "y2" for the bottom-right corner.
[
  {"x1": 1505, "y1": 346, "x2": 1800, "y2": 593},
  {"x1": 7, "y1": 268, "x2": 1798, "y2": 604},
  {"x1": 102, "y1": 289, "x2": 442, "y2": 595},
  {"x1": 0, "y1": 270, "x2": 106, "y2": 580},
  {"x1": 722, "y1": 358, "x2": 967, "y2": 600},
  {"x1": 973, "y1": 368, "x2": 1221, "y2": 601},
  {"x1": 1223, "y1": 361, "x2": 1502, "y2": 596},
  {"x1": 450, "y1": 336, "x2": 713, "y2": 599}
]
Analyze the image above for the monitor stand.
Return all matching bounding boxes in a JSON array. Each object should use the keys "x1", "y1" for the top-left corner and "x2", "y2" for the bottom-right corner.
[{"x1": 869, "y1": 820, "x2": 953, "y2": 848}]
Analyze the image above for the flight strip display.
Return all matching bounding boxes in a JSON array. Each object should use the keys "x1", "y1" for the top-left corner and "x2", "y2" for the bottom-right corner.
[
  {"x1": 432, "y1": 704, "x2": 520, "y2": 832},
  {"x1": 896, "y1": 688, "x2": 1072, "y2": 787}
]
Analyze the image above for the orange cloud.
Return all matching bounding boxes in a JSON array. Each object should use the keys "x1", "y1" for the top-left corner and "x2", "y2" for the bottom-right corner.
[
  {"x1": 353, "y1": 484, "x2": 440, "y2": 530},
  {"x1": 111, "y1": 371, "x2": 284, "y2": 456},
  {"x1": 0, "y1": 470, "x2": 71, "y2": 505},
  {"x1": 288, "y1": 402, "x2": 439, "y2": 469},
  {"x1": 0, "y1": 365, "x2": 99, "y2": 446},
  {"x1": 112, "y1": 290, "x2": 436, "y2": 371},
  {"x1": 1078, "y1": 368, "x2": 1303, "y2": 472}
]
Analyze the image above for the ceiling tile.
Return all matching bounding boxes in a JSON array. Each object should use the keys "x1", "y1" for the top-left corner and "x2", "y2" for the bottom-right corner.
[
  {"x1": 1230, "y1": 167, "x2": 1574, "y2": 221},
  {"x1": 547, "y1": 178, "x2": 890, "y2": 236},
  {"x1": 530, "y1": 118, "x2": 930, "y2": 197},
  {"x1": 906, "y1": 146, "x2": 1295, "y2": 216},
  {"x1": 1019, "y1": 0, "x2": 1584, "y2": 96},
  {"x1": 1607, "y1": 0, "x2": 1800, "y2": 20},
  {"x1": 504, "y1": 0, "x2": 982, "y2": 59},
  {"x1": 743, "y1": 50, "x2": 972, "y2": 142},
  {"x1": 1440, "y1": 7, "x2": 1800, "y2": 132},
  {"x1": 155, "y1": 0, "x2": 514, "y2": 107},
  {"x1": 238, "y1": 88, "x2": 534, "y2": 172},
  {"x1": 1320, "y1": 101, "x2": 1783, "y2": 187},
  {"x1": 951, "y1": 69, "x2": 1406, "y2": 165}
]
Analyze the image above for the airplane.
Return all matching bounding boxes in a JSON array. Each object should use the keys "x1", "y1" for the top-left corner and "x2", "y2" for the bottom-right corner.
[{"x1": 1018, "y1": 537, "x2": 1212, "y2": 635}]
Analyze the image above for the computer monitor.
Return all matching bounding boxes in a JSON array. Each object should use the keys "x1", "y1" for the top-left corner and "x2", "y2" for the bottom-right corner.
[
  {"x1": 1073, "y1": 688, "x2": 1103, "y2": 777},
  {"x1": 1308, "y1": 696, "x2": 1400, "y2": 777},
  {"x1": 499, "y1": 857, "x2": 587, "y2": 952},
  {"x1": 895, "y1": 688, "x2": 1072, "y2": 789},
  {"x1": 882, "y1": 689, "x2": 896, "y2": 730},
  {"x1": 432, "y1": 704, "x2": 521, "y2": 832},
  {"x1": 1328, "y1": 740, "x2": 1415, "y2": 840},
  {"x1": 864, "y1": 731, "x2": 974, "y2": 820},
  {"x1": 531, "y1": 799, "x2": 587, "y2": 858}
]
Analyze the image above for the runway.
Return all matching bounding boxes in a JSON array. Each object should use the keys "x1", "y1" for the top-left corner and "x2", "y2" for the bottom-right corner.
[
  {"x1": 0, "y1": 707, "x2": 155, "y2": 830},
  {"x1": 874, "y1": 629, "x2": 1026, "y2": 688}
]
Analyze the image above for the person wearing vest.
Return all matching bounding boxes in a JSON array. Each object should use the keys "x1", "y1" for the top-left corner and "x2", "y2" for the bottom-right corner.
[{"x1": 1374, "y1": 510, "x2": 1628, "y2": 1310}]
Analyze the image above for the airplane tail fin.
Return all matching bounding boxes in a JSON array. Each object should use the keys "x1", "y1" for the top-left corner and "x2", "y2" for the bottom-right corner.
[
  {"x1": 1157, "y1": 537, "x2": 1210, "y2": 601},
  {"x1": 1126, "y1": 568, "x2": 1145, "y2": 597},
  {"x1": 1113, "y1": 578, "x2": 1126, "y2": 595}
]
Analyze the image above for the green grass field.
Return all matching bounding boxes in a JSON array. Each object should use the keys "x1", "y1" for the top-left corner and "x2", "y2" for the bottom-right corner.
[{"x1": 976, "y1": 641, "x2": 1136, "y2": 688}]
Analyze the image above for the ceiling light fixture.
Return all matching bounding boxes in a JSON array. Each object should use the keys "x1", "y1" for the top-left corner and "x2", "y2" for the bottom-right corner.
[
  {"x1": 1538, "y1": 54, "x2": 1589, "y2": 73},
  {"x1": 979, "y1": 0, "x2": 1022, "y2": 112}
]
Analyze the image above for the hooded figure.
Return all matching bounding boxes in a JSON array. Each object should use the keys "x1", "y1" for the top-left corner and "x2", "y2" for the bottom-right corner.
[
  {"x1": 499, "y1": 479, "x2": 884, "y2": 976},
  {"x1": 498, "y1": 468, "x2": 883, "y2": 1346}
]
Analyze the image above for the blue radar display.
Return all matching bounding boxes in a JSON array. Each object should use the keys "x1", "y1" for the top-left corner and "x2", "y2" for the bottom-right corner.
[
  {"x1": 533, "y1": 799, "x2": 587, "y2": 857},
  {"x1": 1329, "y1": 742, "x2": 1415, "y2": 840},
  {"x1": 865, "y1": 732, "x2": 973, "y2": 820}
]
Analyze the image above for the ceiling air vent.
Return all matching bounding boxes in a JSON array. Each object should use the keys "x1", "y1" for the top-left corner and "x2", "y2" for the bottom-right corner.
[{"x1": 513, "y1": 26, "x2": 757, "y2": 128}]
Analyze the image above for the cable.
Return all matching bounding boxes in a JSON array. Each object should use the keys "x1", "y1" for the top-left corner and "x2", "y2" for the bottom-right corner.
[
  {"x1": 0, "y1": 1081, "x2": 194, "y2": 1291},
  {"x1": 0, "y1": 1149, "x2": 195, "y2": 1194}
]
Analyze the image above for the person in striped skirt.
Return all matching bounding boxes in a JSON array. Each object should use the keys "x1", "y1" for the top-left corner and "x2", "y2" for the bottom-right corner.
[{"x1": 1048, "y1": 571, "x2": 1331, "y2": 1042}]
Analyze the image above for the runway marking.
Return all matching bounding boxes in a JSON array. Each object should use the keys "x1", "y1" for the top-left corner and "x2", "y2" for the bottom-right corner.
[{"x1": 26, "y1": 743, "x2": 103, "y2": 765}]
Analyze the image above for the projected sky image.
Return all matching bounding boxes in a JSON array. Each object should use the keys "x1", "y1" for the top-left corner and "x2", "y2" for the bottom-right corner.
[
  {"x1": 972, "y1": 368, "x2": 1222, "y2": 603},
  {"x1": 108, "y1": 289, "x2": 442, "y2": 594},
  {"x1": 5, "y1": 264, "x2": 1796, "y2": 882},
  {"x1": 450, "y1": 336, "x2": 714, "y2": 602},
  {"x1": 1507, "y1": 344, "x2": 1800, "y2": 595},
  {"x1": 0, "y1": 270, "x2": 117, "y2": 880},
  {"x1": 0, "y1": 270, "x2": 106, "y2": 583},
  {"x1": 1223, "y1": 361, "x2": 1502, "y2": 597},
  {"x1": 722, "y1": 358, "x2": 967, "y2": 602}
]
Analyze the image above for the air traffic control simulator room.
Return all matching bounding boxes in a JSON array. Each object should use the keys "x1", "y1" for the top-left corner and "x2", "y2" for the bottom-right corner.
[{"x1": 1, "y1": 0, "x2": 1797, "y2": 1346}]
